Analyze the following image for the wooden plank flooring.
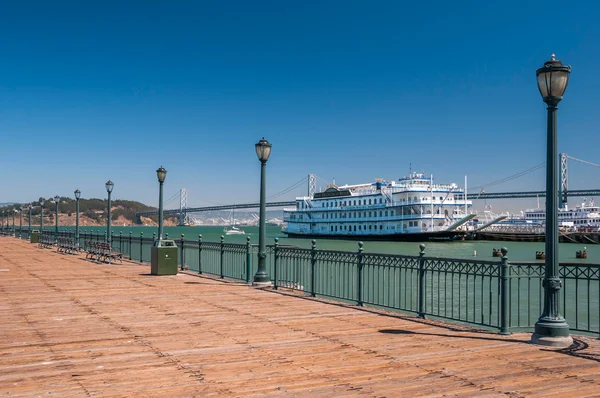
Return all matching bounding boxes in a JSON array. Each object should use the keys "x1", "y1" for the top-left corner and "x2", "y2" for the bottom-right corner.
[{"x1": 1, "y1": 237, "x2": 599, "y2": 397}]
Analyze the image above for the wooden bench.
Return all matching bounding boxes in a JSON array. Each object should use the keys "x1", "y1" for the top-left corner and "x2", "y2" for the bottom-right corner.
[
  {"x1": 38, "y1": 234, "x2": 55, "y2": 249},
  {"x1": 85, "y1": 241, "x2": 123, "y2": 264},
  {"x1": 56, "y1": 237, "x2": 79, "y2": 254}
]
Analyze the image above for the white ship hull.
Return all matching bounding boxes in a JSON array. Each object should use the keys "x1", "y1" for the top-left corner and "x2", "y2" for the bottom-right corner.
[{"x1": 283, "y1": 172, "x2": 476, "y2": 241}]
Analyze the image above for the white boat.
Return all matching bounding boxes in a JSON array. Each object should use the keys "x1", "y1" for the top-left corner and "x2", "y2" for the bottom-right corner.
[
  {"x1": 224, "y1": 207, "x2": 245, "y2": 235},
  {"x1": 224, "y1": 225, "x2": 246, "y2": 235},
  {"x1": 523, "y1": 199, "x2": 600, "y2": 231},
  {"x1": 282, "y1": 171, "x2": 478, "y2": 241}
]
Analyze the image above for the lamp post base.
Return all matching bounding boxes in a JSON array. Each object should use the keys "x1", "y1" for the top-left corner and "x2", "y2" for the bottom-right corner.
[
  {"x1": 252, "y1": 281, "x2": 272, "y2": 288},
  {"x1": 530, "y1": 333, "x2": 573, "y2": 348}
]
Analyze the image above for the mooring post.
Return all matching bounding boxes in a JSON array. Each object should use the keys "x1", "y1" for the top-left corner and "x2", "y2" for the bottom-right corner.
[
  {"x1": 357, "y1": 241, "x2": 364, "y2": 306},
  {"x1": 246, "y1": 236, "x2": 252, "y2": 283},
  {"x1": 198, "y1": 235, "x2": 203, "y2": 274},
  {"x1": 129, "y1": 232, "x2": 132, "y2": 260},
  {"x1": 180, "y1": 234, "x2": 185, "y2": 271},
  {"x1": 220, "y1": 235, "x2": 225, "y2": 278},
  {"x1": 310, "y1": 240, "x2": 317, "y2": 297},
  {"x1": 139, "y1": 232, "x2": 143, "y2": 262},
  {"x1": 273, "y1": 238, "x2": 279, "y2": 290},
  {"x1": 418, "y1": 243, "x2": 426, "y2": 319},
  {"x1": 500, "y1": 247, "x2": 511, "y2": 335}
]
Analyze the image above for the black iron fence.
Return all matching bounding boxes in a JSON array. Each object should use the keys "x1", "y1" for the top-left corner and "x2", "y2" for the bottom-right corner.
[{"x1": 10, "y1": 227, "x2": 599, "y2": 337}]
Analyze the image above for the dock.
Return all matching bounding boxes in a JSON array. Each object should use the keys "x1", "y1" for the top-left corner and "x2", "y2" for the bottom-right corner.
[{"x1": 1, "y1": 237, "x2": 600, "y2": 397}]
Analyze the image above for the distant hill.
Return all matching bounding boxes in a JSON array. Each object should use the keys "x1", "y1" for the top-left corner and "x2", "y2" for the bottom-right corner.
[{"x1": 0, "y1": 198, "x2": 172, "y2": 226}]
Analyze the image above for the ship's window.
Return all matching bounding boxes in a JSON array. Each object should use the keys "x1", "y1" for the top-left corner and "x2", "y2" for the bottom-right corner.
[
  {"x1": 379, "y1": 198, "x2": 382, "y2": 204},
  {"x1": 379, "y1": 211, "x2": 382, "y2": 217},
  {"x1": 363, "y1": 211, "x2": 366, "y2": 217},
  {"x1": 359, "y1": 225, "x2": 362, "y2": 230},
  {"x1": 369, "y1": 212, "x2": 372, "y2": 217},
  {"x1": 380, "y1": 225, "x2": 383, "y2": 230},
  {"x1": 368, "y1": 199, "x2": 371, "y2": 205},
  {"x1": 369, "y1": 225, "x2": 372, "y2": 230},
  {"x1": 414, "y1": 196, "x2": 418, "y2": 201},
  {"x1": 330, "y1": 226, "x2": 333, "y2": 231},
  {"x1": 403, "y1": 223, "x2": 407, "y2": 229},
  {"x1": 391, "y1": 210, "x2": 395, "y2": 216},
  {"x1": 354, "y1": 225, "x2": 357, "y2": 231},
  {"x1": 439, "y1": 197, "x2": 443, "y2": 201}
]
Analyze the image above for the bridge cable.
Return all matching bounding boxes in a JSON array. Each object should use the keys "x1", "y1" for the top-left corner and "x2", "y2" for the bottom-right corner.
[
  {"x1": 566, "y1": 155, "x2": 600, "y2": 168},
  {"x1": 267, "y1": 176, "x2": 308, "y2": 200},
  {"x1": 468, "y1": 162, "x2": 545, "y2": 192}
]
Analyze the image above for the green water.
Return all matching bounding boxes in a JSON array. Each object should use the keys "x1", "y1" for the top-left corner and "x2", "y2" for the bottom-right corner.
[{"x1": 37, "y1": 224, "x2": 599, "y2": 263}]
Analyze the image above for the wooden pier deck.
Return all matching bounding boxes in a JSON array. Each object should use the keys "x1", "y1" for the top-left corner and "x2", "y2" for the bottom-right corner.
[{"x1": 1, "y1": 237, "x2": 599, "y2": 397}]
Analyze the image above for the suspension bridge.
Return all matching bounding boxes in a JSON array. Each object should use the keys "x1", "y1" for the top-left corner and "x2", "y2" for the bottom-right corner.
[{"x1": 136, "y1": 153, "x2": 600, "y2": 225}]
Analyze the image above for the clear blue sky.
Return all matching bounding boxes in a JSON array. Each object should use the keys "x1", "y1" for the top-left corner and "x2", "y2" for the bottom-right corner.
[{"x1": 1, "y1": 1, "x2": 599, "y2": 212}]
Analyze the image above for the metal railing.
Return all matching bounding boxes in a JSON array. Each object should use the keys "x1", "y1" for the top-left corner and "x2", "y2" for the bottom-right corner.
[{"x1": 12, "y1": 227, "x2": 600, "y2": 336}]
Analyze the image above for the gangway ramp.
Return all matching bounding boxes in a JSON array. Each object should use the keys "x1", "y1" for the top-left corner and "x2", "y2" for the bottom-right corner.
[
  {"x1": 445, "y1": 214, "x2": 477, "y2": 231},
  {"x1": 472, "y1": 215, "x2": 508, "y2": 232}
]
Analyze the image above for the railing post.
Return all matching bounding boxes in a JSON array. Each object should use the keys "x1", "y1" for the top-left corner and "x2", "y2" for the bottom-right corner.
[
  {"x1": 198, "y1": 234, "x2": 203, "y2": 274},
  {"x1": 119, "y1": 231, "x2": 122, "y2": 253},
  {"x1": 311, "y1": 239, "x2": 317, "y2": 297},
  {"x1": 220, "y1": 235, "x2": 225, "y2": 278},
  {"x1": 129, "y1": 232, "x2": 132, "y2": 260},
  {"x1": 273, "y1": 238, "x2": 279, "y2": 290},
  {"x1": 153, "y1": 232, "x2": 156, "y2": 245},
  {"x1": 180, "y1": 234, "x2": 185, "y2": 271},
  {"x1": 111, "y1": 231, "x2": 114, "y2": 247},
  {"x1": 357, "y1": 241, "x2": 364, "y2": 306},
  {"x1": 140, "y1": 232, "x2": 143, "y2": 262},
  {"x1": 418, "y1": 243, "x2": 426, "y2": 318},
  {"x1": 499, "y1": 247, "x2": 511, "y2": 335},
  {"x1": 246, "y1": 236, "x2": 252, "y2": 283}
]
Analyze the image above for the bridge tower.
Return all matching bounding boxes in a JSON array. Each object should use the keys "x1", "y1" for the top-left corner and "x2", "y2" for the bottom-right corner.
[
  {"x1": 560, "y1": 153, "x2": 568, "y2": 207},
  {"x1": 308, "y1": 174, "x2": 316, "y2": 199},
  {"x1": 179, "y1": 188, "x2": 188, "y2": 226}
]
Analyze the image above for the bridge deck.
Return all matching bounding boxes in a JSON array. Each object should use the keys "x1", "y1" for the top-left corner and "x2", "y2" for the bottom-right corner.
[{"x1": 1, "y1": 237, "x2": 599, "y2": 397}]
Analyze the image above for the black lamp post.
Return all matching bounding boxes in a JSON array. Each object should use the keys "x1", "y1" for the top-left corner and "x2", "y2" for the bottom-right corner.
[
  {"x1": 40, "y1": 199, "x2": 45, "y2": 234},
  {"x1": 28, "y1": 205, "x2": 32, "y2": 237},
  {"x1": 156, "y1": 166, "x2": 167, "y2": 241},
  {"x1": 532, "y1": 54, "x2": 573, "y2": 347},
  {"x1": 19, "y1": 207, "x2": 23, "y2": 239},
  {"x1": 253, "y1": 137, "x2": 272, "y2": 285},
  {"x1": 106, "y1": 181, "x2": 114, "y2": 245},
  {"x1": 74, "y1": 189, "x2": 81, "y2": 243},
  {"x1": 54, "y1": 195, "x2": 60, "y2": 237},
  {"x1": 12, "y1": 209, "x2": 15, "y2": 235}
]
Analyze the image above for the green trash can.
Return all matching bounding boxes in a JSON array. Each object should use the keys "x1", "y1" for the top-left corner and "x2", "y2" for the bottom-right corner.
[
  {"x1": 30, "y1": 230, "x2": 40, "y2": 244},
  {"x1": 151, "y1": 239, "x2": 178, "y2": 275}
]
